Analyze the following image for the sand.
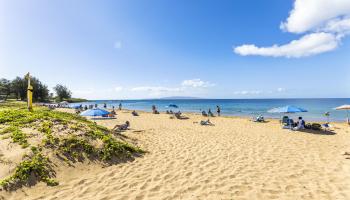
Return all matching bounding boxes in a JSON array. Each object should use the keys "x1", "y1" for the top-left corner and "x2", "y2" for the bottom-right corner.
[{"x1": 1, "y1": 109, "x2": 350, "y2": 200}]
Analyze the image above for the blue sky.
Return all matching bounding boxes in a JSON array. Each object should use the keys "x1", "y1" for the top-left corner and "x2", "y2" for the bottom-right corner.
[{"x1": 0, "y1": 0, "x2": 349, "y2": 99}]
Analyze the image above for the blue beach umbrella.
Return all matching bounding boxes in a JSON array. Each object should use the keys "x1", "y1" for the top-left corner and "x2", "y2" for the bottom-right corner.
[
  {"x1": 268, "y1": 105, "x2": 307, "y2": 113},
  {"x1": 80, "y1": 108, "x2": 110, "y2": 117}
]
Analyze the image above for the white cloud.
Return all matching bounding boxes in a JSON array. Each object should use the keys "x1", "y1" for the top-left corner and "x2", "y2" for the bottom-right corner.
[
  {"x1": 114, "y1": 41, "x2": 122, "y2": 49},
  {"x1": 114, "y1": 86, "x2": 123, "y2": 92},
  {"x1": 277, "y1": 88, "x2": 286, "y2": 92},
  {"x1": 131, "y1": 79, "x2": 215, "y2": 97},
  {"x1": 131, "y1": 86, "x2": 182, "y2": 92},
  {"x1": 280, "y1": 0, "x2": 350, "y2": 33},
  {"x1": 322, "y1": 17, "x2": 350, "y2": 34},
  {"x1": 234, "y1": 32, "x2": 338, "y2": 58},
  {"x1": 233, "y1": 90, "x2": 262, "y2": 95},
  {"x1": 234, "y1": 0, "x2": 350, "y2": 58},
  {"x1": 181, "y1": 79, "x2": 215, "y2": 88}
]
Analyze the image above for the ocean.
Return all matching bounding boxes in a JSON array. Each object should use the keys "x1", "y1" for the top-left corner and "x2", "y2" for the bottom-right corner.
[{"x1": 70, "y1": 98, "x2": 350, "y2": 122}]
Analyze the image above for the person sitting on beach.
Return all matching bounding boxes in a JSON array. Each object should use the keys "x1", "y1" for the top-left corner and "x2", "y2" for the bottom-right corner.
[
  {"x1": 103, "y1": 103, "x2": 107, "y2": 108},
  {"x1": 293, "y1": 117, "x2": 305, "y2": 131},
  {"x1": 208, "y1": 109, "x2": 214, "y2": 117},
  {"x1": 113, "y1": 121, "x2": 130, "y2": 131},
  {"x1": 110, "y1": 109, "x2": 116, "y2": 115},
  {"x1": 152, "y1": 105, "x2": 159, "y2": 114},
  {"x1": 202, "y1": 111, "x2": 208, "y2": 117},
  {"x1": 132, "y1": 110, "x2": 139, "y2": 116},
  {"x1": 166, "y1": 110, "x2": 170, "y2": 114},
  {"x1": 174, "y1": 111, "x2": 182, "y2": 118},
  {"x1": 200, "y1": 119, "x2": 213, "y2": 126},
  {"x1": 256, "y1": 115, "x2": 264, "y2": 122},
  {"x1": 169, "y1": 110, "x2": 173, "y2": 114}
]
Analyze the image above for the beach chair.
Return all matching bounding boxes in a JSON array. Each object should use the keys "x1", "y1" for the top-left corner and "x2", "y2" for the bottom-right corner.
[{"x1": 281, "y1": 116, "x2": 289, "y2": 124}]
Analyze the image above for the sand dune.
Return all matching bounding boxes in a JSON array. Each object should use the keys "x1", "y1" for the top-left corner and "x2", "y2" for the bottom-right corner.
[{"x1": 2, "y1": 110, "x2": 350, "y2": 200}]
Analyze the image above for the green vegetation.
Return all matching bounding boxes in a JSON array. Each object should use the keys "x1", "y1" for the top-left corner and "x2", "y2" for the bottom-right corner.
[
  {"x1": 0, "y1": 101, "x2": 143, "y2": 190},
  {"x1": 0, "y1": 75, "x2": 85, "y2": 103},
  {"x1": 65, "y1": 98, "x2": 87, "y2": 103},
  {"x1": 0, "y1": 149, "x2": 57, "y2": 190},
  {"x1": 1, "y1": 76, "x2": 49, "y2": 102},
  {"x1": 10, "y1": 127, "x2": 29, "y2": 148},
  {"x1": 53, "y1": 84, "x2": 72, "y2": 102}
]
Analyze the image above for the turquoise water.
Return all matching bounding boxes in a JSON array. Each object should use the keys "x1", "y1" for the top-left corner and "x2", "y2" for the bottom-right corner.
[{"x1": 70, "y1": 98, "x2": 350, "y2": 122}]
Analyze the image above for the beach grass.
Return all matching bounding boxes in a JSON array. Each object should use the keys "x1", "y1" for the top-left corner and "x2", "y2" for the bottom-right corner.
[{"x1": 0, "y1": 101, "x2": 143, "y2": 190}]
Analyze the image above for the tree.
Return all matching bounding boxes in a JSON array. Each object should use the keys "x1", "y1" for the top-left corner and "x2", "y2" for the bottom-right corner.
[
  {"x1": 53, "y1": 84, "x2": 71, "y2": 101},
  {"x1": 0, "y1": 78, "x2": 12, "y2": 100},
  {"x1": 11, "y1": 76, "x2": 27, "y2": 100},
  {"x1": 10, "y1": 76, "x2": 50, "y2": 102}
]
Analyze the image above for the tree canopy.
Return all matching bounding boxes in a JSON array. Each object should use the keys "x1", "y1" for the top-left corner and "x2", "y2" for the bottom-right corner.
[{"x1": 53, "y1": 84, "x2": 72, "y2": 101}]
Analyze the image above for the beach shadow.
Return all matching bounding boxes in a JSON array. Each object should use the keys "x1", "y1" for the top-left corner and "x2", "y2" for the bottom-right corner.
[
  {"x1": 252, "y1": 120, "x2": 270, "y2": 123},
  {"x1": 298, "y1": 129, "x2": 336, "y2": 135}
]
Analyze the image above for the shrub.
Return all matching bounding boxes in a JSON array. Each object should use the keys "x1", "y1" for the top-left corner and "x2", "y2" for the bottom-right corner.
[{"x1": 0, "y1": 151, "x2": 57, "y2": 190}]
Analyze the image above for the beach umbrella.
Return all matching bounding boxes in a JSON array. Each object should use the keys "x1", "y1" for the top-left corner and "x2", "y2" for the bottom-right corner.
[
  {"x1": 268, "y1": 105, "x2": 307, "y2": 113},
  {"x1": 334, "y1": 105, "x2": 350, "y2": 124},
  {"x1": 268, "y1": 105, "x2": 307, "y2": 124},
  {"x1": 80, "y1": 108, "x2": 110, "y2": 117}
]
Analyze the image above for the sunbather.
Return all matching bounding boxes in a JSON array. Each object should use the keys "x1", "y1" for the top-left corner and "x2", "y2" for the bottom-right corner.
[
  {"x1": 200, "y1": 119, "x2": 213, "y2": 126},
  {"x1": 253, "y1": 115, "x2": 265, "y2": 122},
  {"x1": 113, "y1": 121, "x2": 130, "y2": 131},
  {"x1": 208, "y1": 109, "x2": 214, "y2": 117},
  {"x1": 132, "y1": 110, "x2": 139, "y2": 116},
  {"x1": 202, "y1": 111, "x2": 208, "y2": 117}
]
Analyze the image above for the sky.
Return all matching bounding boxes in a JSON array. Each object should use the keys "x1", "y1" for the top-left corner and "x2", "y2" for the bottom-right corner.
[{"x1": 0, "y1": 0, "x2": 349, "y2": 99}]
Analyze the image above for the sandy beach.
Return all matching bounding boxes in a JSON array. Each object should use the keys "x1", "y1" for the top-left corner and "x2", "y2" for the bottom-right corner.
[{"x1": 2, "y1": 109, "x2": 350, "y2": 200}]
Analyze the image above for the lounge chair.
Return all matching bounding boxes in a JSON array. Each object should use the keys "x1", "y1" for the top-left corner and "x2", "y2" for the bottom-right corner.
[{"x1": 283, "y1": 119, "x2": 295, "y2": 129}]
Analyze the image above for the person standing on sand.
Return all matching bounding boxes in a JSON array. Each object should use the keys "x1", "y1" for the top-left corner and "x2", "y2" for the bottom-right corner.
[
  {"x1": 216, "y1": 105, "x2": 221, "y2": 116},
  {"x1": 119, "y1": 102, "x2": 122, "y2": 110}
]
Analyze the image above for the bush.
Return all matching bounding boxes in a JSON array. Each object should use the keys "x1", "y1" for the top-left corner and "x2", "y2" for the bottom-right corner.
[{"x1": 0, "y1": 151, "x2": 57, "y2": 190}]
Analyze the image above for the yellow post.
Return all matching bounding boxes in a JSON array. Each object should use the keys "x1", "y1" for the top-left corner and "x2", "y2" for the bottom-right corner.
[{"x1": 25, "y1": 73, "x2": 33, "y2": 111}]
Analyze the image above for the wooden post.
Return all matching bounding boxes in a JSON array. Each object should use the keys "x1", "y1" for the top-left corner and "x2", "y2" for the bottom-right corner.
[{"x1": 25, "y1": 73, "x2": 33, "y2": 111}]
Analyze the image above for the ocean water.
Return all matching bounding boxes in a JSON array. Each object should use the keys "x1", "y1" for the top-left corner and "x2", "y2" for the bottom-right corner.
[{"x1": 70, "y1": 98, "x2": 350, "y2": 122}]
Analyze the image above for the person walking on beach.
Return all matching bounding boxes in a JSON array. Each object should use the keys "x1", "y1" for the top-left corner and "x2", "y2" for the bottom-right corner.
[
  {"x1": 216, "y1": 105, "x2": 221, "y2": 116},
  {"x1": 119, "y1": 102, "x2": 122, "y2": 110}
]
